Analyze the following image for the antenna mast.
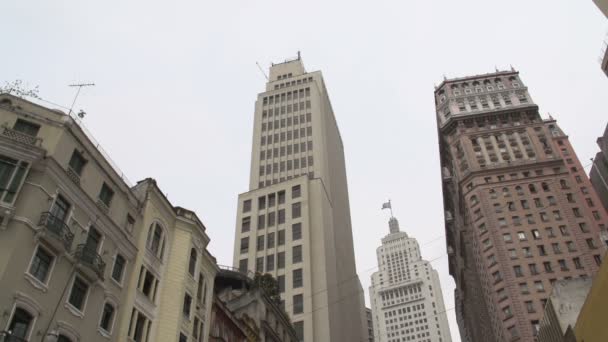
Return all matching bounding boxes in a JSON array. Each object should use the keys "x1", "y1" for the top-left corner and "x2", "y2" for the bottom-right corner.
[
  {"x1": 68, "y1": 83, "x2": 95, "y2": 117},
  {"x1": 256, "y1": 62, "x2": 269, "y2": 80}
]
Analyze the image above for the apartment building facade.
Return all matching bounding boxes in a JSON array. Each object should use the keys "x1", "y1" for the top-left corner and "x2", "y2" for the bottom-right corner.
[
  {"x1": 0, "y1": 94, "x2": 219, "y2": 342},
  {"x1": 434, "y1": 70, "x2": 608, "y2": 341},
  {"x1": 369, "y1": 217, "x2": 452, "y2": 342},
  {"x1": 232, "y1": 56, "x2": 368, "y2": 342},
  {"x1": 0, "y1": 93, "x2": 140, "y2": 341},
  {"x1": 590, "y1": 124, "x2": 608, "y2": 212}
]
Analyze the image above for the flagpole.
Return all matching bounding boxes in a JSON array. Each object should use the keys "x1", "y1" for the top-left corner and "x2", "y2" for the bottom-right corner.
[{"x1": 389, "y1": 199, "x2": 393, "y2": 218}]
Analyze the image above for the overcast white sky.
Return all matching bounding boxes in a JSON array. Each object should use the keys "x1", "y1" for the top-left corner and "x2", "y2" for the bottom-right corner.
[{"x1": 3, "y1": 1, "x2": 608, "y2": 341}]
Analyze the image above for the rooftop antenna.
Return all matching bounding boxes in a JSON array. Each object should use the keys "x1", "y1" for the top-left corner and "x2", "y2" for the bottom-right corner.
[
  {"x1": 297, "y1": 51, "x2": 301, "y2": 60},
  {"x1": 256, "y1": 62, "x2": 269, "y2": 81},
  {"x1": 68, "y1": 83, "x2": 95, "y2": 118}
]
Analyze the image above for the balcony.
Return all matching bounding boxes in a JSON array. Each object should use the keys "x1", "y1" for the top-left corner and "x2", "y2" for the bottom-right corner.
[
  {"x1": 37, "y1": 212, "x2": 75, "y2": 251},
  {"x1": 1, "y1": 125, "x2": 42, "y2": 146},
  {"x1": 0, "y1": 331, "x2": 27, "y2": 342},
  {"x1": 96, "y1": 198, "x2": 109, "y2": 214},
  {"x1": 73, "y1": 244, "x2": 106, "y2": 280},
  {"x1": 66, "y1": 167, "x2": 81, "y2": 185}
]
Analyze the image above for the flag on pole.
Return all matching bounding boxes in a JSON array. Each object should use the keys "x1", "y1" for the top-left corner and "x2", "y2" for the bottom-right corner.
[{"x1": 381, "y1": 201, "x2": 391, "y2": 210}]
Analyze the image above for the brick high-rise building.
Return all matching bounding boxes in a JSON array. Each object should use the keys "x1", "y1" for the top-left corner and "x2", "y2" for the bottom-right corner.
[
  {"x1": 232, "y1": 55, "x2": 368, "y2": 342},
  {"x1": 434, "y1": 70, "x2": 608, "y2": 342}
]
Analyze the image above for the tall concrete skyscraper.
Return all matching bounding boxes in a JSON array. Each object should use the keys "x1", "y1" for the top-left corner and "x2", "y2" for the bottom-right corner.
[
  {"x1": 232, "y1": 55, "x2": 368, "y2": 342},
  {"x1": 369, "y1": 216, "x2": 452, "y2": 342},
  {"x1": 434, "y1": 70, "x2": 608, "y2": 342}
]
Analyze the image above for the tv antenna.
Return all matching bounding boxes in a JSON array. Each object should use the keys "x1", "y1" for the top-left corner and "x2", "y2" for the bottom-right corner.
[
  {"x1": 256, "y1": 62, "x2": 269, "y2": 80},
  {"x1": 68, "y1": 83, "x2": 95, "y2": 118}
]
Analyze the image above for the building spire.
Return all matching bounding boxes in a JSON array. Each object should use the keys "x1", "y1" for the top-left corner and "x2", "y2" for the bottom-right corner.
[{"x1": 388, "y1": 216, "x2": 400, "y2": 234}]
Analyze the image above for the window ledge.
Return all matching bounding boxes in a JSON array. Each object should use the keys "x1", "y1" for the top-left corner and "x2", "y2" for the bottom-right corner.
[
  {"x1": 64, "y1": 303, "x2": 85, "y2": 319},
  {"x1": 24, "y1": 272, "x2": 48, "y2": 293},
  {"x1": 110, "y1": 277, "x2": 123, "y2": 289},
  {"x1": 97, "y1": 327, "x2": 111, "y2": 339}
]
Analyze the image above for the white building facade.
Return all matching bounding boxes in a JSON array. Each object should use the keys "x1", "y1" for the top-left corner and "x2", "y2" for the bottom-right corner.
[
  {"x1": 370, "y1": 217, "x2": 452, "y2": 342},
  {"x1": 232, "y1": 56, "x2": 368, "y2": 342}
]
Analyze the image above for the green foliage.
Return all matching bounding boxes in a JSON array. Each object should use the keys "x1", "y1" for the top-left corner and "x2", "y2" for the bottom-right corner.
[
  {"x1": 253, "y1": 273, "x2": 282, "y2": 304},
  {"x1": 0, "y1": 80, "x2": 40, "y2": 99}
]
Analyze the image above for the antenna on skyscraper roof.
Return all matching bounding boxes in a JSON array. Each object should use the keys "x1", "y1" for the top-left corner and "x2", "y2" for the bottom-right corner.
[{"x1": 256, "y1": 62, "x2": 269, "y2": 80}]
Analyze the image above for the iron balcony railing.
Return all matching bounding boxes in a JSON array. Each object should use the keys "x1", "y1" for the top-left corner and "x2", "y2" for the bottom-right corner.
[
  {"x1": 38, "y1": 212, "x2": 75, "y2": 250},
  {"x1": 1, "y1": 125, "x2": 42, "y2": 146},
  {"x1": 73, "y1": 244, "x2": 106, "y2": 279},
  {"x1": 0, "y1": 331, "x2": 27, "y2": 342}
]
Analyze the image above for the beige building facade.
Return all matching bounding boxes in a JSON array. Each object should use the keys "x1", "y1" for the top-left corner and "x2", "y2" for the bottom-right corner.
[
  {"x1": 0, "y1": 93, "x2": 140, "y2": 342},
  {"x1": 232, "y1": 56, "x2": 368, "y2": 342},
  {"x1": 0, "y1": 94, "x2": 219, "y2": 342},
  {"x1": 434, "y1": 71, "x2": 608, "y2": 342}
]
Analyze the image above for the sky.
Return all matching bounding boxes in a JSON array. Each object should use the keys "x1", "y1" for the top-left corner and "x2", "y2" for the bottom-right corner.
[{"x1": 3, "y1": 1, "x2": 608, "y2": 341}]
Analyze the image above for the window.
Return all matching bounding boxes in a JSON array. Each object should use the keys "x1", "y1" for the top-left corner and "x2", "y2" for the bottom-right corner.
[
  {"x1": 293, "y1": 245, "x2": 303, "y2": 263},
  {"x1": 573, "y1": 257, "x2": 583, "y2": 269},
  {"x1": 256, "y1": 257, "x2": 263, "y2": 272},
  {"x1": 293, "y1": 294, "x2": 304, "y2": 314},
  {"x1": 112, "y1": 254, "x2": 126, "y2": 283},
  {"x1": 529, "y1": 264, "x2": 539, "y2": 275},
  {"x1": 68, "y1": 276, "x2": 89, "y2": 311},
  {"x1": 532, "y1": 320, "x2": 540, "y2": 336},
  {"x1": 189, "y1": 249, "x2": 197, "y2": 276},
  {"x1": 278, "y1": 252, "x2": 285, "y2": 269},
  {"x1": 267, "y1": 212, "x2": 275, "y2": 226},
  {"x1": 68, "y1": 150, "x2": 87, "y2": 176},
  {"x1": 13, "y1": 119, "x2": 40, "y2": 136},
  {"x1": 29, "y1": 246, "x2": 54, "y2": 283},
  {"x1": 128, "y1": 309, "x2": 150, "y2": 342},
  {"x1": 278, "y1": 190, "x2": 286, "y2": 204},
  {"x1": 535, "y1": 281, "x2": 545, "y2": 292},
  {"x1": 243, "y1": 199, "x2": 251, "y2": 213},
  {"x1": 241, "y1": 217, "x2": 251, "y2": 232},
  {"x1": 594, "y1": 255, "x2": 602, "y2": 266},
  {"x1": 7, "y1": 308, "x2": 34, "y2": 340},
  {"x1": 100, "y1": 302, "x2": 116, "y2": 332},
  {"x1": 98, "y1": 183, "x2": 114, "y2": 207},
  {"x1": 558, "y1": 259, "x2": 568, "y2": 271},
  {"x1": 543, "y1": 262, "x2": 553, "y2": 273},
  {"x1": 502, "y1": 306, "x2": 513, "y2": 318},
  {"x1": 532, "y1": 229, "x2": 541, "y2": 239},
  {"x1": 292, "y1": 223, "x2": 302, "y2": 240},
  {"x1": 197, "y1": 274, "x2": 205, "y2": 303},
  {"x1": 138, "y1": 266, "x2": 158, "y2": 302},
  {"x1": 257, "y1": 236, "x2": 265, "y2": 251},
  {"x1": 258, "y1": 215, "x2": 266, "y2": 229},
  {"x1": 518, "y1": 232, "x2": 526, "y2": 241},
  {"x1": 268, "y1": 193, "x2": 276, "y2": 207},
  {"x1": 292, "y1": 185, "x2": 301, "y2": 198},
  {"x1": 292, "y1": 202, "x2": 302, "y2": 218},
  {"x1": 278, "y1": 209, "x2": 285, "y2": 224},
  {"x1": 278, "y1": 275, "x2": 285, "y2": 293},
  {"x1": 523, "y1": 247, "x2": 532, "y2": 257},
  {"x1": 239, "y1": 259, "x2": 248, "y2": 273},
  {"x1": 267, "y1": 232, "x2": 275, "y2": 248},
  {"x1": 147, "y1": 223, "x2": 165, "y2": 259},
  {"x1": 293, "y1": 268, "x2": 303, "y2": 288},
  {"x1": 294, "y1": 321, "x2": 304, "y2": 341},
  {"x1": 521, "y1": 200, "x2": 529, "y2": 209},
  {"x1": 586, "y1": 238, "x2": 597, "y2": 249},
  {"x1": 266, "y1": 255, "x2": 275, "y2": 271},
  {"x1": 183, "y1": 293, "x2": 192, "y2": 318},
  {"x1": 513, "y1": 266, "x2": 523, "y2": 277},
  {"x1": 278, "y1": 230, "x2": 285, "y2": 245},
  {"x1": 0, "y1": 156, "x2": 29, "y2": 203},
  {"x1": 258, "y1": 196, "x2": 266, "y2": 209},
  {"x1": 519, "y1": 283, "x2": 530, "y2": 294},
  {"x1": 240, "y1": 237, "x2": 249, "y2": 253},
  {"x1": 525, "y1": 301, "x2": 535, "y2": 313},
  {"x1": 179, "y1": 333, "x2": 187, "y2": 342},
  {"x1": 503, "y1": 233, "x2": 512, "y2": 243}
]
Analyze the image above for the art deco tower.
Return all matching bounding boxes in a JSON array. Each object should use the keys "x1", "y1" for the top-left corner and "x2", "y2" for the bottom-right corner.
[
  {"x1": 232, "y1": 55, "x2": 368, "y2": 342},
  {"x1": 434, "y1": 70, "x2": 608, "y2": 341},
  {"x1": 369, "y1": 216, "x2": 452, "y2": 342}
]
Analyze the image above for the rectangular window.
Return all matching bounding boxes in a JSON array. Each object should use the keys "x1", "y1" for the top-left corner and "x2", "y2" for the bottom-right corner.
[
  {"x1": 293, "y1": 294, "x2": 304, "y2": 314},
  {"x1": 239, "y1": 259, "x2": 248, "y2": 273},
  {"x1": 278, "y1": 252, "x2": 285, "y2": 269},
  {"x1": 292, "y1": 223, "x2": 302, "y2": 240},
  {"x1": 292, "y1": 185, "x2": 301, "y2": 198},
  {"x1": 278, "y1": 190, "x2": 286, "y2": 204},
  {"x1": 268, "y1": 212, "x2": 276, "y2": 226},
  {"x1": 258, "y1": 196, "x2": 266, "y2": 210},
  {"x1": 293, "y1": 268, "x2": 303, "y2": 288},
  {"x1": 0, "y1": 156, "x2": 29, "y2": 203},
  {"x1": 256, "y1": 257, "x2": 263, "y2": 272},
  {"x1": 278, "y1": 209, "x2": 285, "y2": 224},
  {"x1": 266, "y1": 255, "x2": 275, "y2": 271},
  {"x1": 241, "y1": 217, "x2": 251, "y2": 232},
  {"x1": 111, "y1": 254, "x2": 126, "y2": 283},
  {"x1": 292, "y1": 202, "x2": 302, "y2": 218},
  {"x1": 278, "y1": 230, "x2": 285, "y2": 245},
  {"x1": 13, "y1": 119, "x2": 41, "y2": 136},
  {"x1": 183, "y1": 293, "x2": 192, "y2": 318},
  {"x1": 98, "y1": 183, "x2": 114, "y2": 207},
  {"x1": 68, "y1": 150, "x2": 87, "y2": 176},
  {"x1": 240, "y1": 237, "x2": 249, "y2": 253},
  {"x1": 293, "y1": 245, "x2": 303, "y2": 263},
  {"x1": 278, "y1": 275, "x2": 285, "y2": 293},
  {"x1": 29, "y1": 246, "x2": 54, "y2": 283},
  {"x1": 257, "y1": 215, "x2": 265, "y2": 229},
  {"x1": 242, "y1": 199, "x2": 251, "y2": 213},
  {"x1": 268, "y1": 193, "x2": 276, "y2": 207},
  {"x1": 294, "y1": 321, "x2": 304, "y2": 341},
  {"x1": 68, "y1": 276, "x2": 89, "y2": 311},
  {"x1": 257, "y1": 236, "x2": 265, "y2": 251}
]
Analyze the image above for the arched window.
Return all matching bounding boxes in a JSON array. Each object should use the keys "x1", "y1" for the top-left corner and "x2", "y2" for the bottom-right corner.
[
  {"x1": 8, "y1": 308, "x2": 34, "y2": 340},
  {"x1": 57, "y1": 334, "x2": 73, "y2": 342},
  {"x1": 188, "y1": 249, "x2": 197, "y2": 276},
  {"x1": 99, "y1": 302, "x2": 116, "y2": 333},
  {"x1": 147, "y1": 223, "x2": 166, "y2": 259}
]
